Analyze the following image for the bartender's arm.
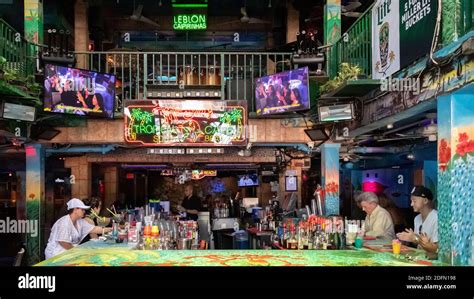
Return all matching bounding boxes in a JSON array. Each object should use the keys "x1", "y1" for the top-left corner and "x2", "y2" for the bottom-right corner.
[
  {"x1": 185, "y1": 209, "x2": 199, "y2": 215},
  {"x1": 89, "y1": 226, "x2": 113, "y2": 235}
]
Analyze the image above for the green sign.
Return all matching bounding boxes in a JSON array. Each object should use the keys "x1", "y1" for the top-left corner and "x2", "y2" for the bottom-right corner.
[{"x1": 173, "y1": 14, "x2": 207, "y2": 30}]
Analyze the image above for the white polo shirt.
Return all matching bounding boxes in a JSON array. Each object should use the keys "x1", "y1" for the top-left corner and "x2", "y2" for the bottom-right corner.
[
  {"x1": 44, "y1": 215, "x2": 95, "y2": 260},
  {"x1": 414, "y1": 209, "x2": 438, "y2": 243}
]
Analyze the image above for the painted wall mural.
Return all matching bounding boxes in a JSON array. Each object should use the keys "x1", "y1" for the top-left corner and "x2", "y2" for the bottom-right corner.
[
  {"x1": 437, "y1": 83, "x2": 474, "y2": 266},
  {"x1": 124, "y1": 100, "x2": 247, "y2": 146},
  {"x1": 321, "y1": 144, "x2": 340, "y2": 216},
  {"x1": 25, "y1": 144, "x2": 45, "y2": 265},
  {"x1": 24, "y1": 0, "x2": 43, "y2": 44}
]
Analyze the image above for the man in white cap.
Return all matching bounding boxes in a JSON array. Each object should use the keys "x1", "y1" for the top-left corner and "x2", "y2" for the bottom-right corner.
[{"x1": 44, "y1": 198, "x2": 112, "y2": 260}]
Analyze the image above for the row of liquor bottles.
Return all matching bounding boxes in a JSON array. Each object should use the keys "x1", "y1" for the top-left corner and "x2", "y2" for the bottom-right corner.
[{"x1": 273, "y1": 216, "x2": 365, "y2": 250}]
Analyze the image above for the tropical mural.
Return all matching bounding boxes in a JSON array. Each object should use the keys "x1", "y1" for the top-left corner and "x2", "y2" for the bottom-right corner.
[
  {"x1": 437, "y1": 83, "x2": 474, "y2": 266},
  {"x1": 321, "y1": 144, "x2": 340, "y2": 216},
  {"x1": 24, "y1": 0, "x2": 43, "y2": 44},
  {"x1": 25, "y1": 144, "x2": 44, "y2": 265}
]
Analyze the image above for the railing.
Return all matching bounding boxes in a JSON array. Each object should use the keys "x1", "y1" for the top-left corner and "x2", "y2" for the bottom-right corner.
[
  {"x1": 0, "y1": 18, "x2": 37, "y2": 78},
  {"x1": 327, "y1": 4, "x2": 374, "y2": 79},
  {"x1": 75, "y1": 51, "x2": 292, "y2": 112},
  {"x1": 446, "y1": 0, "x2": 474, "y2": 44}
]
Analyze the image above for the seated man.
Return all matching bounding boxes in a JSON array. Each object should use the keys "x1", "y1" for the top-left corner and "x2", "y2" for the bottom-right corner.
[
  {"x1": 44, "y1": 198, "x2": 112, "y2": 260},
  {"x1": 397, "y1": 186, "x2": 438, "y2": 256},
  {"x1": 358, "y1": 192, "x2": 396, "y2": 240}
]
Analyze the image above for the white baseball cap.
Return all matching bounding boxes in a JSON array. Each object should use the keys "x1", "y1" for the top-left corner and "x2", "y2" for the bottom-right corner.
[{"x1": 67, "y1": 198, "x2": 90, "y2": 210}]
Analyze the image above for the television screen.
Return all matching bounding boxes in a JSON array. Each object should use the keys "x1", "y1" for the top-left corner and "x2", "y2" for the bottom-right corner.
[
  {"x1": 255, "y1": 66, "x2": 310, "y2": 115},
  {"x1": 237, "y1": 173, "x2": 259, "y2": 187},
  {"x1": 43, "y1": 64, "x2": 116, "y2": 118}
]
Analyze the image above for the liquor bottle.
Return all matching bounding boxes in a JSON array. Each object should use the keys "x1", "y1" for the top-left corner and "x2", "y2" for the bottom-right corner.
[
  {"x1": 322, "y1": 223, "x2": 329, "y2": 250},
  {"x1": 273, "y1": 226, "x2": 280, "y2": 247},
  {"x1": 339, "y1": 231, "x2": 346, "y2": 250},
  {"x1": 297, "y1": 224, "x2": 303, "y2": 250},
  {"x1": 288, "y1": 225, "x2": 298, "y2": 250}
]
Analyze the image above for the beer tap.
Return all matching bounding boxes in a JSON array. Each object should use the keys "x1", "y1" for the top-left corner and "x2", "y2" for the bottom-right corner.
[
  {"x1": 296, "y1": 31, "x2": 301, "y2": 53},
  {"x1": 46, "y1": 28, "x2": 53, "y2": 56},
  {"x1": 65, "y1": 30, "x2": 71, "y2": 57},
  {"x1": 59, "y1": 30, "x2": 65, "y2": 56},
  {"x1": 51, "y1": 29, "x2": 57, "y2": 56}
]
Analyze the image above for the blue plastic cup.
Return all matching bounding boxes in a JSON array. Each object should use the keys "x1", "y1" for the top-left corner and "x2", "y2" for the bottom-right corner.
[{"x1": 354, "y1": 237, "x2": 363, "y2": 249}]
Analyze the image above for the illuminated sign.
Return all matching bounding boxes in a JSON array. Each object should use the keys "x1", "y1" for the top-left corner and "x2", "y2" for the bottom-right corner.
[
  {"x1": 161, "y1": 169, "x2": 174, "y2": 176},
  {"x1": 173, "y1": 14, "x2": 207, "y2": 30},
  {"x1": 124, "y1": 100, "x2": 247, "y2": 147},
  {"x1": 172, "y1": 0, "x2": 208, "y2": 8},
  {"x1": 192, "y1": 170, "x2": 217, "y2": 180}
]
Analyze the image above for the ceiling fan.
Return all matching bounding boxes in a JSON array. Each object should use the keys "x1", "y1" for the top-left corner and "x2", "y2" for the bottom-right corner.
[
  {"x1": 128, "y1": 3, "x2": 160, "y2": 28},
  {"x1": 342, "y1": 0, "x2": 362, "y2": 18},
  {"x1": 342, "y1": 0, "x2": 362, "y2": 12},
  {"x1": 342, "y1": 11, "x2": 363, "y2": 18},
  {"x1": 215, "y1": 5, "x2": 271, "y2": 27},
  {"x1": 240, "y1": 7, "x2": 270, "y2": 24}
]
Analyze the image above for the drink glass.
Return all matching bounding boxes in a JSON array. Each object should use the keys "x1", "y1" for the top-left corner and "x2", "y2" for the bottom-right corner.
[
  {"x1": 392, "y1": 240, "x2": 401, "y2": 254},
  {"x1": 354, "y1": 237, "x2": 363, "y2": 249}
]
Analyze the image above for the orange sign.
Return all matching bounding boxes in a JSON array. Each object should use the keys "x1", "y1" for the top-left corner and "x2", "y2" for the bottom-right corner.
[{"x1": 192, "y1": 170, "x2": 217, "y2": 180}]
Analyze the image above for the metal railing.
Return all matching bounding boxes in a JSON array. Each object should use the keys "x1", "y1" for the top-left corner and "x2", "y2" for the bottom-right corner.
[
  {"x1": 0, "y1": 18, "x2": 37, "y2": 78},
  {"x1": 327, "y1": 4, "x2": 374, "y2": 79},
  {"x1": 75, "y1": 51, "x2": 292, "y2": 112}
]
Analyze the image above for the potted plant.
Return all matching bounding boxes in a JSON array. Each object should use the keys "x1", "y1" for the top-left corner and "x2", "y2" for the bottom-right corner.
[
  {"x1": 320, "y1": 62, "x2": 362, "y2": 94},
  {"x1": 0, "y1": 56, "x2": 22, "y2": 85}
]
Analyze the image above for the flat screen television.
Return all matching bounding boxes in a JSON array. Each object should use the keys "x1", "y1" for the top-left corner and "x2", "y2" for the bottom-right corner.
[
  {"x1": 255, "y1": 66, "x2": 310, "y2": 116},
  {"x1": 237, "y1": 173, "x2": 259, "y2": 187},
  {"x1": 43, "y1": 64, "x2": 116, "y2": 118}
]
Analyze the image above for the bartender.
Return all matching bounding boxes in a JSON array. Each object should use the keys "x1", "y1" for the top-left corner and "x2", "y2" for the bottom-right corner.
[{"x1": 177, "y1": 184, "x2": 202, "y2": 221}]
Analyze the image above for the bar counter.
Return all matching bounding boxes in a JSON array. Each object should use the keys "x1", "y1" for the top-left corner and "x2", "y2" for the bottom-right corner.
[{"x1": 36, "y1": 240, "x2": 445, "y2": 266}]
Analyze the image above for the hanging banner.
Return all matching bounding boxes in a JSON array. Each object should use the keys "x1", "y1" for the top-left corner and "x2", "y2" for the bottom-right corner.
[
  {"x1": 372, "y1": 0, "x2": 437, "y2": 79},
  {"x1": 324, "y1": 0, "x2": 341, "y2": 46},
  {"x1": 124, "y1": 100, "x2": 247, "y2": 146}
]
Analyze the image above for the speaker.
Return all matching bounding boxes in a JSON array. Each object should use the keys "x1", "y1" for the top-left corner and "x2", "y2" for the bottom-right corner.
[{"x1": 261, "y1": 175, "x2": 278, "y2": 183}]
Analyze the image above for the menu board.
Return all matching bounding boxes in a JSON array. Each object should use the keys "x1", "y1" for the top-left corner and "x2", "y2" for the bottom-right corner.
[{"x1": 124, "y1": 100, "x2": 247, "y2": 146}]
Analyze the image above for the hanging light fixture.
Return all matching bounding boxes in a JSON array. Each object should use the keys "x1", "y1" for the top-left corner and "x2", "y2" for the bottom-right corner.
[
  {"x1": 159, "y1": 0, "x2": 163, "y2": 7},
  {"x1": 268, "y1": 0, "x2": 272, "y2": 8}
]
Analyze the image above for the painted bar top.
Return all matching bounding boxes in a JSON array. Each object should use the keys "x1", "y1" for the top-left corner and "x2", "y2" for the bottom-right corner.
[{"x1": 36, "y1": 240, "x2": 446, "y2": 266}]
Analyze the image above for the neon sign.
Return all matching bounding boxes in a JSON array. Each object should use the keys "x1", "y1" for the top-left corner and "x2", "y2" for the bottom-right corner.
[
  {"x1": 173, "y1": 14, "x2": 207, "y2": 30},
  {"x1": 192, "y1": 170, "x2": 217, "y2": 180},
  {"x1": 124, "y1": 100, "x2": 247, "y2": 146}
]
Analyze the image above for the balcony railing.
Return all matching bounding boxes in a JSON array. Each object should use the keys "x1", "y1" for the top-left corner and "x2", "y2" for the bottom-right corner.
[
  {"x1": 0, "y1": 18, "x2": 37, "y2": 78},
  {"x1": 75, "y1": 51, "x2": 292, "y2": 113},
  {"x1": 327, "y1": 4, "x2": 373, "y2": 79}
]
